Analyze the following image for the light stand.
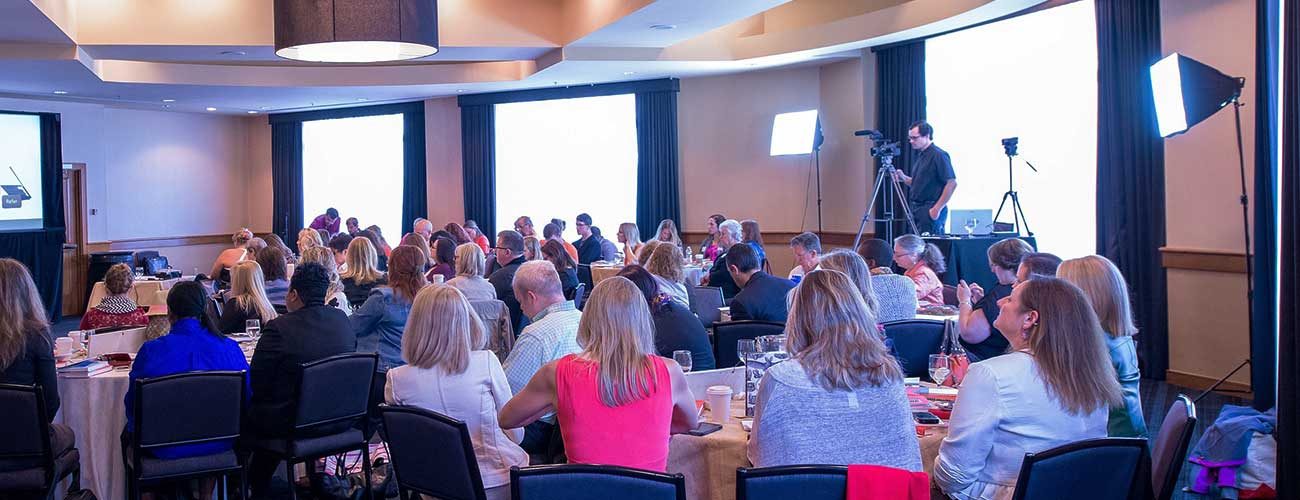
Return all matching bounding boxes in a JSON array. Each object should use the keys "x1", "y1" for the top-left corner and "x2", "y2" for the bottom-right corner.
[
  {"x1": 851, "y1": 131, "x2": 918, "y2": 250},
  {"x1": 991, "y1": 138, "x2": 1035, "y2": 236},
  {"x1": 813, "y1": 120, "x2": 825, "y2": 233},
  {"x1": 1231, "y1": 94, "x2": 1255, "y2": 369}
]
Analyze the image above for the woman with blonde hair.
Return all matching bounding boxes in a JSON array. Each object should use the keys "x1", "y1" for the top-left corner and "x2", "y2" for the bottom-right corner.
[
  {"x1": 616, "y1": 222, "x2": 644, "y2": 265},
  {"x1": 386, "y1": 285, "x2": 526, "y2": 500},
  {"x1": 522, "y1": 236, "x2": 543, "y2": 262},
  {"x1": 219, "y1": 261, "x2": 279, "y2": 334},
  {"x1": 341, "y1": 237, "x2": 388, "y2": 306},
  {"x1": 352, "y1": 245, "x2": 428, "y2": 370},
  {"x1": 300, "y1": 246, "x2": 353, "y2": 314},
  {"x1": 400, "y1": 232, "x2": 434, "y2": 271},
  {"x1": 209, "y1": 228, "x2": 255, "y2": 281},
  {"x1": 0, "y1": 259, "x2": 62, "y2": 421},
  {"x1": 1058, "y1": 255, "x2": 1146, "y2": 437},
  {"x1": 815, "y1": 250, "x2": 884, "y2": 322},
  {"x1": 262, "y1": 233, "x2": 294, "y2": 263},
  {"x1": 642, "y1": 241, "x2": 689, "y2": 305},
  {"x1": 654, "y1": 219, "x2": 688, "y2": 257},
  {"x1": 748, "y1": 269, "x2": 918, "y2": 469},
  {"x1": 297, "y1": 228, "x2": 323, "y2": 255},
  {"x1": 446, "y1": 243, "x2": 496, "y2": 300},
  {"x1": 81, "y1": 263, "x2": 149, "y2": 330},
  {"x1": 500, "y1": 277, "x2": 699, "y2": 471},
  {"x1": 934, "y1": 278, "x2": 1121, "y2": 498}
]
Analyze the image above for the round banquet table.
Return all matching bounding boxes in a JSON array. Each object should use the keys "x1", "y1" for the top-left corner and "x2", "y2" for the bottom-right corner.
[
  {"x1": 591, "y1": 264, "x2": 706, "y2": 287},
  {"x1": 54, "y1": 369, "x2": 131, "y2": 500},
  {"x1": 666, "y1": 398, "x2": 949, "y2": 500}
]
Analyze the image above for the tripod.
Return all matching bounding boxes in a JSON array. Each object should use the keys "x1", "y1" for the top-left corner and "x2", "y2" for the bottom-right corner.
[
  {"x1": 992, "y1": 152, "x2": 1034, "y2": 236},
  {"x1": 852, "y1": 154, "x2": 919, "y2": 251}
]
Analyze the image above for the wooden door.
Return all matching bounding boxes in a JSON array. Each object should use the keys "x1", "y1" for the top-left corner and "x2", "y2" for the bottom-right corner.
[{"x1": 61, "y1": 164, "x2": 87, "y2": 316}]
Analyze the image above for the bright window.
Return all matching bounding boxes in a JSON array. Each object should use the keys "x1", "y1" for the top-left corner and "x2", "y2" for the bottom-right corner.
[
  {"x1": 926, "y1": 0, "x2": 1098, "y2": 258},
  {"x1": 302, "y1": 113, "x2": 405, "y2": 239},
  {"x1": 494, "y1": 94, "x2": 638, "y2": 238}
]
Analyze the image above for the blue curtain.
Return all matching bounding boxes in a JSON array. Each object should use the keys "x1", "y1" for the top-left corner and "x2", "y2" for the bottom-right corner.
[
  {"x1": 460, "y1": 104, "x2": 496, "y2": 237},
  {"x1": 634, "y1": 88, "x2": 681, "y2": 242},
  {"x1": 1094, "y1": 0, "x2": 1168, "y2": 379},
  {"x1": 872, "y1": 42, "x2": 926, "y2": 238},
  {"x1": 1276, "y1": 0, "x2": 1298, "y2": 495},
  {"x1": 0, "y1": 112, "x2": 64, "y2": 320},
  {"x1": 1249, "y1": 0, "x2": 1281, "y2": 411},
  {"x1": 402, "y1": 109, "x2": 428, "y2": 237},
  {"x1": 270, "y1": 121, "x2": 304, "y2": 253}
]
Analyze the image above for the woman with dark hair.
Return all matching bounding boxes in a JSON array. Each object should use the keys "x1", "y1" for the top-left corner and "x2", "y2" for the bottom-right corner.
[
  {"x1": 740, "y1": 219, "x2": 767, "y2": 265},
  {"x1": 352, "y1": 246, "x2": 428, "y2": 370},
  {"x1": 358, "y1": 229, "x2": 389, "y2": 271},
  {"x1": 125, "y1": 281, "x2": 250, "y2": 461},
  {"x1": 365, "y1": 225, "x2": 393, "y2": 259},
  {"x1": 616, "y1": 265, "x2": 715, "y2": 370},
  {"x1": 426, "y1": 237, "x2": 456, "y2": 283},
  {"x1": 541, "y1": 239, "x2": 579, "y2": 297},
  {"x1": 444, "y1": 222, "x2": 473, "y2": 245},
  {"x1": 700, "y1": 214, "x2": 726, "y2": 261},
  {"x1": 956, "y1": 238, "x2": 1034, "y2": 360},
  {"x1": 262, "y1": 233, "x2": 296, "y2": 264},
  {"x1": 0, "y1": 259, "x2": 61, "y2": 419},
  {"x1": 256, "y1": 246, "x2": 291, "y2": 307}
]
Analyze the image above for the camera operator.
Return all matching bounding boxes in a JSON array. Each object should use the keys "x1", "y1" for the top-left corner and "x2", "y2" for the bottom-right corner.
[{"x1": 891, "y1": 120, "x2": 957, "y2": 235}]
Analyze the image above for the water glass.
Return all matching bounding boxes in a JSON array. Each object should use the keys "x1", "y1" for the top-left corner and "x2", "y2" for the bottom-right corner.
[
  {"x1": 929, "y1": 354, "x2": 953, "y2": 386},
  {"x1": 736, "y1": 339, "x2": 758, "y2": 368},
  {"x1": 245, "y1": 319, "x2": 261, "y2": 340},
  {"x1": 672, "y1": 350, "x2": 693, "y2": 373}
]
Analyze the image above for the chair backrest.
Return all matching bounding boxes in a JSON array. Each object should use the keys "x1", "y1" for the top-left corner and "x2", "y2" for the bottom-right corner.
[
  {"x1": 512, "y1": 464, "x2": 686, "y2": 500},
  {"x1": 712, "y1": 320, "x2": 786, "y2": 368},
  {"x1": 379, "y1": 406, "x2": 486, "y2": 500},
  {"x1": 690, "y1": 286, "x2": 724, "y2": 322},
  {"x1": 1151, "y1": 394, "x2": 1197, "y2": 500},
  {"x1": 737, "y1": 465, "x2": 846, "y2": 500},
  {"x1": 881, "y1": 319, "x2": 946, "y2": 379},
  {"x1": 133, "y1": 250, "x2": 160, "y2": 270},
  {"x1": 294, "y1": 353, "x2": 377, "y2": 432},
  {"x1": 571, "y1": 282, "x2": 587, "y2": 310},
  {"x1": 0, "y1": 384, "x2": 53, "y2": 471},
  {"x1": 1011, "y1": 438, "x2": 1148, "y2": 500},
  {"x1": 132, "y1": 371, "x2": 245, "y2": 452},
  {"x1": 470, "y1": 299, "x2": 514, "y2": 360}
]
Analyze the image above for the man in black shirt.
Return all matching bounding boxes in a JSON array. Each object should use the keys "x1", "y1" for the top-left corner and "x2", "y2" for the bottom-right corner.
[
  {"x1": 892, "y1": 120, "x2": 957, "y2": 235},
  {"x1": 573, "y1": 213, "x2": 603, "y2": 286}
]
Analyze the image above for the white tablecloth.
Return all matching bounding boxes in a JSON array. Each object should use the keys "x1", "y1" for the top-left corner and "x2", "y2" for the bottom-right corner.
[{"x1": 54, "y1": 369, "x2": 131, "y2": 500}]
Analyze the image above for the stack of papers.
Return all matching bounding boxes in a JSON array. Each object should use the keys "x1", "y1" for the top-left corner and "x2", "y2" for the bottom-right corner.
[{"x1": 58, "y1": 359, "x2": 111, "y2": 378}]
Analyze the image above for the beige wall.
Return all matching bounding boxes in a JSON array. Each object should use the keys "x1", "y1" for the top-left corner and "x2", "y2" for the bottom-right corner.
[
  {"x1": 1160, "y1": 0, "x2": 1255, "y2": 387},
  {"x1": 424, "y1": 97, "x2": 466, "y2": 225}
]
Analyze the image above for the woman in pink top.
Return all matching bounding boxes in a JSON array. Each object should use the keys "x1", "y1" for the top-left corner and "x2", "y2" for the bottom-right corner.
[
  {"x1": 893, "y1": 234, "x2": 946, "y2": 307},
  {"x1": 500, "y1": 276, "x2": 699, "y2": 471}
]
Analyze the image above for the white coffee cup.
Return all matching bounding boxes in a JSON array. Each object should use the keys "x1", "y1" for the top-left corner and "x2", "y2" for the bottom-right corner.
[
  {"x1": 706, "y1": 385, "x2": 734, "y2": 424},
  {"x1": 54, "y1": 337, "x2": 75, "y2": 355},
  {"x1": 431, "y1": 274, "x2": 445, "y2": 285}
]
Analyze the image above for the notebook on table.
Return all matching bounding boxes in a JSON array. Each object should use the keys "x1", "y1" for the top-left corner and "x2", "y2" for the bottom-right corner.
[{"x1": 87, "y1": 326, "x2": 147, "y2": 358}]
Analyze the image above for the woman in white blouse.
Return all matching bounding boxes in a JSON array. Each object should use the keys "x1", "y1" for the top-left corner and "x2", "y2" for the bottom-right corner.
[
  {"x1": 933, "y1": 277, "x2": 1122, "y2": 500},
  {"x1": 385, "y1": 285, "x2": 526, "y2": 500}
]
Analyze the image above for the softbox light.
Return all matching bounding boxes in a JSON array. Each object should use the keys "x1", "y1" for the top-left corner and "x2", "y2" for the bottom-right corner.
[{"x1": 1150, "y1": 53, "x2": 1244, "y2": 137}]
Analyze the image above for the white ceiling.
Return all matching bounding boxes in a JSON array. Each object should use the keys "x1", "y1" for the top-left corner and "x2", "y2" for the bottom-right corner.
[{"x1": 0, "y1": 0, "x2": 1046, "y2": 115}]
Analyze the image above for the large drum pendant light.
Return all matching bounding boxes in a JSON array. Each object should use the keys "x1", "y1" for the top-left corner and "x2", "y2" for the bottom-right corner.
[{"x1": 274, "y1": 0, "x2": 438, "y2": 63}]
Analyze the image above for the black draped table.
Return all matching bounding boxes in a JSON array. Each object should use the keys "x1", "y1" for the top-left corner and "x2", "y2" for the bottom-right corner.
[{"x1": 924, "y1": 234, "x2": 1037, "y2": 292}]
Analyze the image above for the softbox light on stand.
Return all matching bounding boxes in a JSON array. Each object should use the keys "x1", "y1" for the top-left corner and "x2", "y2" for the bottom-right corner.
[{"x1": 1151, "y1": 53, "x2": 1245, "y2": 137}]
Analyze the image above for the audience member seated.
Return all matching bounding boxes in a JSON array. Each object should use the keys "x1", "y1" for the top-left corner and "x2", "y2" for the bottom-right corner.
[
  {"x1": 816, "y1": 251, "x2": 887, "y2": 327},
  {"x1": 541, "y1": 239, "x2": 579, "y2": 298},
  {"x1": 933, "y1": 278, "x2": 1120, "y2": 498},
  {"x1": 0, "y1": 258, "x2": 63, "y2": 421},
  {"x1": 499, "y1": 277, "x2": 698, "y2": 471},
  {"x1": 893, "y1": 234, "x2": 945, "y2": 307},
  {"x1": 617, "y1": 265, "x2": 715, "y2": 371},
  {"x1": 209, "y1": 228, "x2": 255, "y2": 282},
  {"x1": 855, "y1": 238, "x2": 917, "y2": 322},
  {"x1": 787, "y1": 232, "x2": 821, "y2": 280},
  {"x1": 741, "y1": 219, "x2": 768, "y2": 267},
  {"x1": 500, "y1": 260, "x2": 582, "y2": 457},
  {"x1": 298, "y1": 227, "x2": 324, "y2": 255},
  {"x1": 80, "y1": 263, "x2": 149, "y2": 330},
  {"x1": 543, "y1": 222, "x2": 579, "y2": 262},
  {"x1": 308, "y1": 207, "x2": 341, "y2": 236},
  {"x1": 489, "y1": 230, "x2": 528, "y2": 333},
  {"x1": 956, "y1": 238, "x2": 1033, "y2": 360},
  {"x1": 246, "y1": 262, "x2": 357, "y2": 496},
  {"x1": 413, "y1": 218, "x2": 434, "y2": 240},
  {"x1": 617, "y1": 222, "x2": 644, "y2": 265},
  {"x1": 726, "y1": 243, "x2": 796, "y2": 323},
  {"x1": 1059, "y1": 255, "x2": 1147, "y2": 438},
  {"x1": 256, "y1": 247, "x2": 291, "y2": 307},
  {"x1": 700, "y1": 214, "x2": 726, "y2": 261},
  {"x1": 654, "y1": 219, "x2": 688, "y2": 257},
  {"x1": 442, "y1": 222, "x2": 471, "y2": 246},
  {"x1": 346, "y1": 217, "x2": 361, "y2": 236},
  {"x1": 642, "y1": 241, "x2": 689, "y2": 305},
  {"x1": 749, "y1": 270, "x2": 920, "y2": 469},
  {"x1": 341, "y1": 237, "x2": 388, "y2": 307},
  {"x1": 522, "y1": 236, "x2": 542, "y2": 262},
  {"x1": 386, "y1": 285, "x2": 527, "y2": 500},
  {"x1": 465, "y1": 220, "x2": 491, "y2": 254},
  {"x1": 1017, "y1": 252, "x2": 1063, "y2": 283},
  {"x1": 219, "y1": 261, "x2": 279, "y2": 335},
  {"x1": 300, "y1": 247, "x2": 353, "y2": 314},
  {"x1": 365, "y1": 225, "x2": 393, "y2": 260},
  {"x1": 572, "y1": 214, "x2": 602, "y2": 285},
  {"x1": 637, "y1": 239, "x2": 662, "y2": 265},
  {"x1": 401, "y1": 232, "x2": 435, "y2": 272},
  {"x1": 427, "y1": 237, "x2": 456, "y2": 283},
  {"x1": 244, "y1": 237, "x2": 268, "y2": 261},
  {"x1": 702, "y1": 219, "x2": 744, "y2": 298},
  {"x1": 593, "y1": 226, "x2": 620, "y2": 262},
  {"x1": 352, "y1": 246, "x2": 427, "y2": 371},
  {"x1": 262, "y1": 233, "x2": 294, "y2": 265},
  {"x1": 328, "y1": 233, "x2": 353, "y2": 272},
  {"x1": 513, "y1": 216, "x2": 536, "y2": 238},
  {"x1": 447, "y1": 243, "x2": 496, "y2": 300},
  {"x1": 124, "y1": 281, "x2": 250, "y2": 459}
]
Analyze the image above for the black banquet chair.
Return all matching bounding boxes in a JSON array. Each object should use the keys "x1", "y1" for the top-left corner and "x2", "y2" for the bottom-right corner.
[
  {"x1": 511, "y1": 464, "x2": 685, "y2": 500},
  {"x1": 1151, "y1": 394, "x2": 1197, "y2": 500},
  {"x1": 1010, "y1": 437, "x2": 1149, "y2": 500},
  {"x1": 244, "y1": 352, "x2": 378, "y2": 500},
  {"x1": 123, "y1": 371, "x2": 247, "y2": 500},
  {"x1": 736, "y1": 465, "x2": 846, "y2": 500},
  {"x1": 712, "y1": 320, "x2": 786, "y2": 368},
  {"x1": 881, "y1": 319, "x2": 946, "y2": 379},
  {"x1": 690, "y1": 286, "x2": 725, "y2": 328},
  {"x1": 0, "y1": 384, "x2": 81, "y2": 500},
  {"x1": 379, "y1": 405, "x2": 488, "y2": 500}
]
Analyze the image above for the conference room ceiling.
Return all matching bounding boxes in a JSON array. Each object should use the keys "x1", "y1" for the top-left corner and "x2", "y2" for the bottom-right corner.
[{"x1": 0, "y1": 0, "x2": 1046, "y2": 114}]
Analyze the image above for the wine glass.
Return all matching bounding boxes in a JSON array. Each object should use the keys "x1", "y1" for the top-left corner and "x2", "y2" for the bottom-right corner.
[
  {"x1": 929, "y1": 354, "x2": 953, "y2": 386},
  {"x1": 964, "y1": 217, "x2": 979, "y2": 236},
  {"x1": 245, "y1": 319, "x2": 261, "y2": 340},
  {"x1": 673, "y1": 350, "x2": 693, "y2": 373},
  {"x1": 736, "y1": 339, "x2": 758, "y2": 367}
]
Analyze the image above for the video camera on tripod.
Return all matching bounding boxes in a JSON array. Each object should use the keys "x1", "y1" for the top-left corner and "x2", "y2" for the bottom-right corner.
[
  {"x1": 850, "y1": 129, "x2": 918, "y2": 248},
  {"x1": 855, "y1": 129, "x2": 902, "y2": 164}
]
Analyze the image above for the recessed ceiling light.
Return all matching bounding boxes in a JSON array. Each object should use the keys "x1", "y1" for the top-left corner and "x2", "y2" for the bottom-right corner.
[
  {"x1": 220, "y1": 50, "x2": 247, "y2": 56},
  {"x1": 246, "y1": 110, "x2": 258, "y2": 114},
  {"x1": 52, "y1": 90, "x2": 68, "y2": 95},
  {"x1": 161, "y1": 99, "x2": 175, "y2": 103},
  {"x1": 456, "y1": 89, "x2": 466, "y2": 93},
  {"x1": 649, "y1": 24, "x2": 676, "y2": 30},
  {"x1": 356, "y1": 98, "x2": 369, "y2": 102},
  {"x1": 163, "y1": 105, "x2": 171, "y2": 109},
  {"x1": 623, "y1": 71, "x2": 636, "y2": 76},
  {"x1": 259, "y1": 106, "x2": 269, "y2": 110},
  {"x1": 205, "y1": 107, "x2": 217, "y2": 112}
]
